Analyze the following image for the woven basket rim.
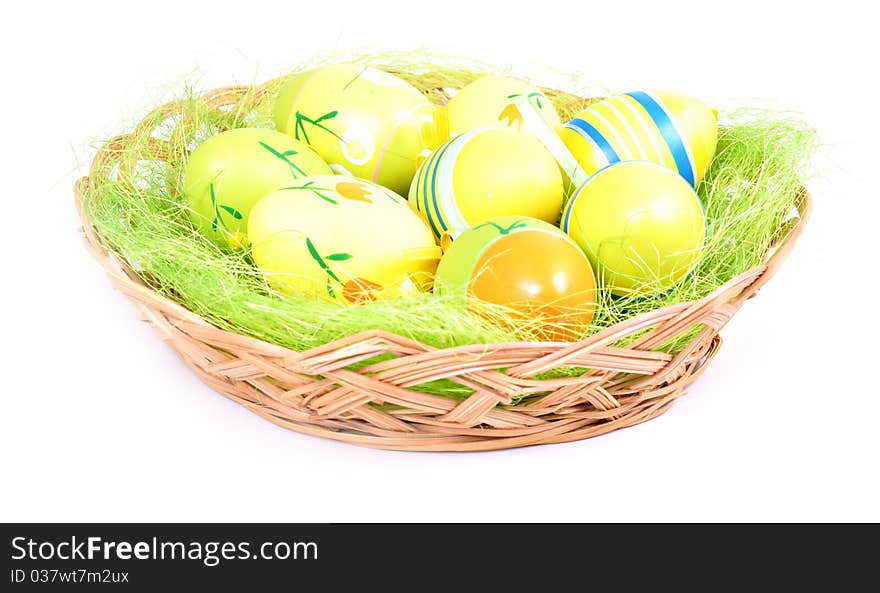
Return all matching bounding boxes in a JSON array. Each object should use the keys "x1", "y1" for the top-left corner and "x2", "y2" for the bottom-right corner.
[{"x1": 74, "y1": 73, "x2": 812, "y2": 451}]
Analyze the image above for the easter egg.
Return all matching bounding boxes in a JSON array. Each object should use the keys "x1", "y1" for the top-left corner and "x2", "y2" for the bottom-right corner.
[
  {"x1": 184, "y1": 128, "x2": 331, "y2": 249},
  {"x1": 248, "y1": 175, "x2": 441, "y2": 303},
  {"x1": 409, "y1": 128, "x2": 565, "y2": 240},
  {"x1": 435, "y1": 216, "x2": 596, "y2": 340},
  {"x1": 559, "y1": 91, "x2": 718, "y2": 187},
  {"x1": 441, "y1": 75, "x2": 561, "y2": 138},
  {"x1": 273, "y1": 64, "x2": 438, "y2": 196},
  {"x1": 562, "y1": 161, "x2": 706, "y2": 297},
  {"x1": 505, "y1": 94, "x2": 590, "y2": 192}
]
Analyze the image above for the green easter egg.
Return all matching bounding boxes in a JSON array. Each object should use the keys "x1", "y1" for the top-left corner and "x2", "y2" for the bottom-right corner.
[
  {"x1": 561, "y1": 161, "x2": 706, "y2": 297},
  {"x1": 184, "y1": 128, "x2": 331, "y2": 249}
]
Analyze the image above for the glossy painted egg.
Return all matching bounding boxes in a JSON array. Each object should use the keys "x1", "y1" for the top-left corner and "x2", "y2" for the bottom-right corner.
[
  {"x1": 441, "y1": 75, "x2": 561, "y2": 138},
  {"x1": 248, "y1": 175, "x2": 441, "y2": 303},
  {"x1": 183, "y1": 128, "x2": 331, "y2": 249},
  {"x1": 559, "y1": 91, "x2": 718, "y2": 187},
  {"x1": 409, "y1": 128, "x2": 564, "y2": 240},
  {"x1": 562, "y1": 161, "x2": 706, "y2": 297},
  {"x1": 273, "y1": 64, "x2": 438, "y2": 196},
  {"x1": 502, "y1": 94, "x2": 590, "y2": 193},
  {"x1": 435, "y1": 216, "x2": 596, "y2": 340}
]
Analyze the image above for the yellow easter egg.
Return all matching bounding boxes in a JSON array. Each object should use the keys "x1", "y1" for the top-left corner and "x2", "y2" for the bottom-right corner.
[
  {"x1": 409, "y1": 128, "x2": 564, "y2": 239},
  {"x1": 248, "y1": 175, "x2": 441, "y2": 303},
  {"x1": 562, "y1": 161, "x2": 706, "y2": 297},
  {"x1": 273, "y1": 64, "x2": 438, "y2": 196},
  {"x1": 443, "y1": 75, "x2": 560, "y2": 138},
  {"x1": 183, "y1": 128, "x2": 331, "y2": 249},
  {"x1": 559, "y1": 91, "x2": 718, "y2": 187}
]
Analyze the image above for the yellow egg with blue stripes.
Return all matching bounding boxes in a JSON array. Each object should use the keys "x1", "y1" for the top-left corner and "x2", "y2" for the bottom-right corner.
[
  {"x1": 441, "y1": 75, "x2": 560, "y2": 138},
  {"x1": 562, "y1": 161, "x2": 706, "y2": 297},
  {"x1": 248, "y1": 175, "x2": 441, "y2": 304},
  {"x1": 408, "y1": 128, "x2": 564, "y2": 239},
  {"x1": 559, "y1": 91, "x2": 718, "y2": 187},
  {"x1": 273, "y1": 64, "x2": 439, "y2": 196}
]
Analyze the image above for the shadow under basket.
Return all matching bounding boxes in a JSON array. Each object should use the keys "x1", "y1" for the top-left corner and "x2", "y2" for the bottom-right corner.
[{"x1": 75, "y1": 81, "x2": 811, "y2": 452}]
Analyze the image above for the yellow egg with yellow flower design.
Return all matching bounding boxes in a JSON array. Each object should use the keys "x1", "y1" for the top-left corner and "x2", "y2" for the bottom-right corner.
[
  {"x1": 248, "y1": 175, "x2": 441, "y2": 303},
  {"x1": 441, "y1": 75, "x2": 561, "y2": 138},
  {"x1": 273, "y1": 64, "x2": 439, "y2": 196}
]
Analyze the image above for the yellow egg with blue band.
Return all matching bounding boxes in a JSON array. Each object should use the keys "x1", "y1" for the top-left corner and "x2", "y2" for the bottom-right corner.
[
  {"x1": 559, "y1": 91, "x2": 718, "y2": 187},
  {"x1": 562, "y1": 161, "x2": 706, "y2": 297},
  {"x1": 183, "y1": 128, "x2": 331, "y2": 250},
  {"x1": 248, "y1": 175, "x2": 441, "y2": 304},
  {"x1": 408, "y1": 128, "x2": 565, "y2": 240},
  {"x1": 273, "y1": 64, "x2": 440, "y2": 197}
]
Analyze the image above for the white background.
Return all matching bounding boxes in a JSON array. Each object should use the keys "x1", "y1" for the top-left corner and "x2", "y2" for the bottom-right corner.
[{"x1": 2, "y1": 0, "x2": 878, "y2": 522}]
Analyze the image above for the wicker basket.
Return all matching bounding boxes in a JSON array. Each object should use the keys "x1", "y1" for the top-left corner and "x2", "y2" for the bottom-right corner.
[{"x1": 74, "y1": 75, "x2": 810, "y2": 452}]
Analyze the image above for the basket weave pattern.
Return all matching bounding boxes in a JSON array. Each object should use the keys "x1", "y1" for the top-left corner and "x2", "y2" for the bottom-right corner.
[{"x1": 75, "y1": 80, "x2": 810, "y2": 451}]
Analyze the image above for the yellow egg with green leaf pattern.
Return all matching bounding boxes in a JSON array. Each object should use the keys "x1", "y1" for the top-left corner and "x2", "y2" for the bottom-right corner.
[
  {"x1": 248, "y1": 175, "x2": 441, "y2": 304},
  {"x1": 184, "y1": 128, "x2": 330, "y2": 249},
  {"x1": 273, "y1": 64, "x2": 439, "y2": 196}
]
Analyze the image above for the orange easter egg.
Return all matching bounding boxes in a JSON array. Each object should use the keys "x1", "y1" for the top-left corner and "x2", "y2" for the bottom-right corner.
[{"x1": 435, "y1": 216, "x2": 596, "y2": 340}]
